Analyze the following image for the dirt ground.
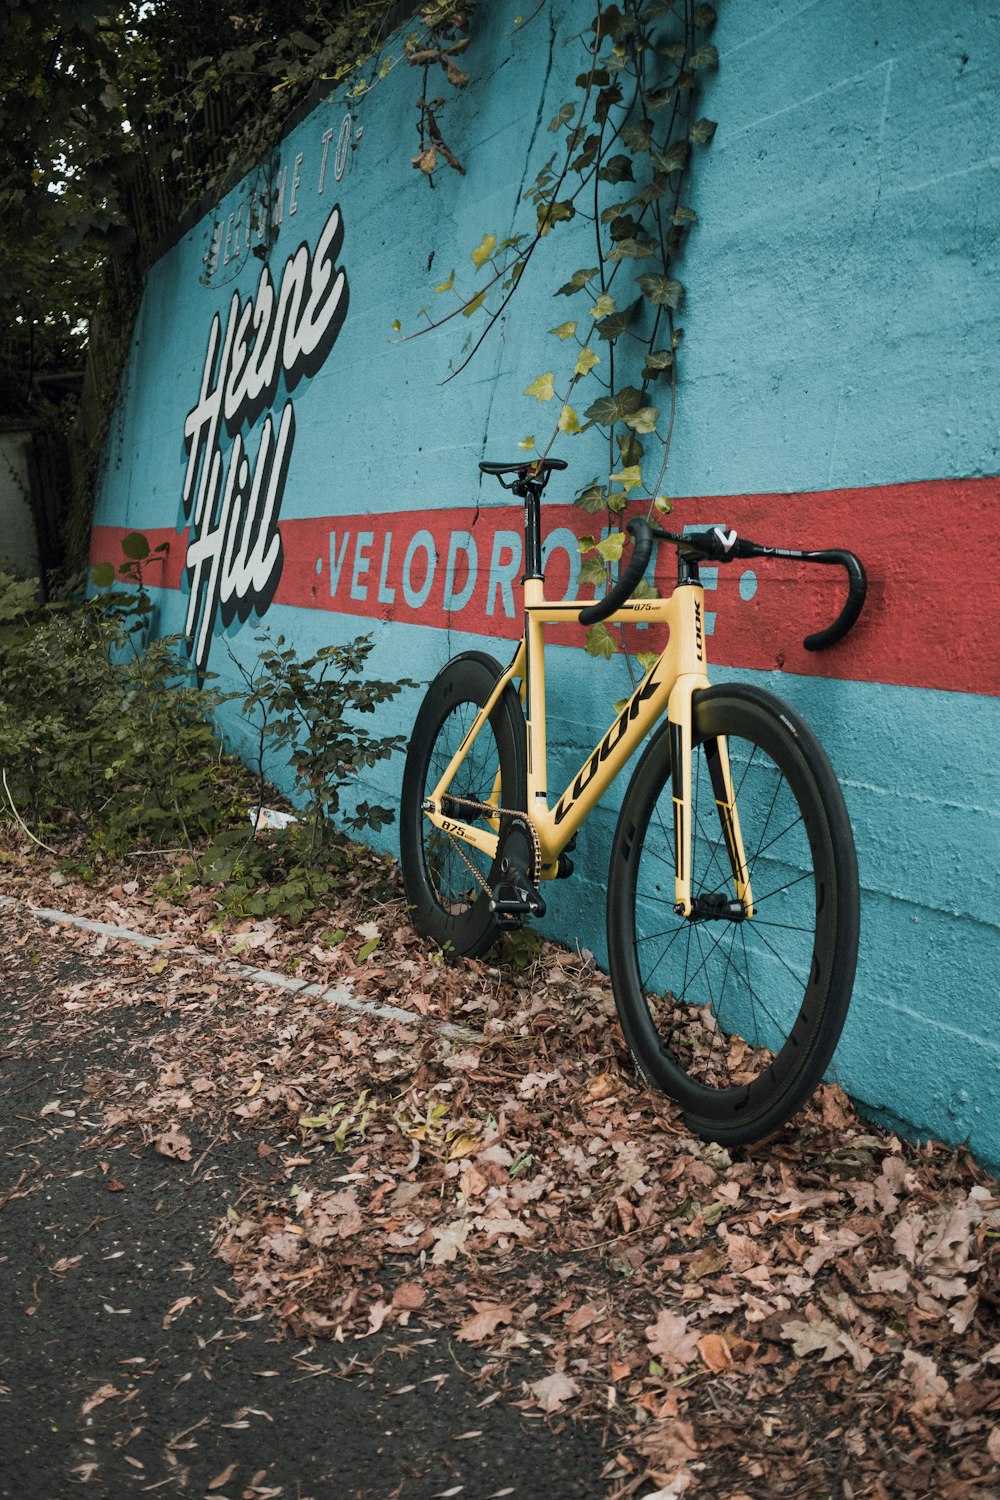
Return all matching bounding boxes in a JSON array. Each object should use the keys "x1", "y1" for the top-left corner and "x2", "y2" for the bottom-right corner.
[{"x1": 2, "y1": 840, "x2": 1000, "y2": 1500}]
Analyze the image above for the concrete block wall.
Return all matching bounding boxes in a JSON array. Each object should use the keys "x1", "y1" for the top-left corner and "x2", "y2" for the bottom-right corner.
[{"x1": 91, "y1": 0, "x2": 1000, "y2": 1167}]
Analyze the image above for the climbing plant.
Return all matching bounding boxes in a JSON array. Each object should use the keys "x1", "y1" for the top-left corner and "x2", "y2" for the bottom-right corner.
[{"x1": 399, "y1": 0, "x2": 718, "y2": 659}]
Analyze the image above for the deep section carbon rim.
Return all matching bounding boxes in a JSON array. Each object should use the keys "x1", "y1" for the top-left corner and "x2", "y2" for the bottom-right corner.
[
  {"x1": 400, "y1": 653, "x2": 524, "y2": 959},
  {"x1": 609, "y1": 687, "x2": 857, "y2": 1141}
]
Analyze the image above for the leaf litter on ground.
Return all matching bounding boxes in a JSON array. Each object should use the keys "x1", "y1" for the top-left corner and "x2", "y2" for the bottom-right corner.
[{"x1": 3, "y1": 824, "x2": 1000, "y2": 1497}]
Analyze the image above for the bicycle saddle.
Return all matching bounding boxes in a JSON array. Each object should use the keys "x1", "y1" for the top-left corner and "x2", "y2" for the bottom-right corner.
[{"x1": 479, "y1": 458, "x2": 568, "y2": 476}]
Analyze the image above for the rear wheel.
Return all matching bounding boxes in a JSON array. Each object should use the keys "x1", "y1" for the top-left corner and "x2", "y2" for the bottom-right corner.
[
  {"x1": 607, "y1": 684, "x2": 859, "y2": 1145},
  {"x1": 399, "y1": 652, "x2": 525, "y2": 959}
]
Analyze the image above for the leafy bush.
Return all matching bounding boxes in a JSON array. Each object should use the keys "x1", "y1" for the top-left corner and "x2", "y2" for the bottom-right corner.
[
  {"x1": 0, "y1": 545, "x2": 414, "y2": 922},
  {"x1": 177, "y1": 633, "x2": 414, "y2": 921},
  {"x1": 0, "y1": 568, "x2": 228, "y2": 851}
]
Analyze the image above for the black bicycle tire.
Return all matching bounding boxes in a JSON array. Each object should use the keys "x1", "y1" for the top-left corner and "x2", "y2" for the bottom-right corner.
[
  {"x1": 400, "y1": 652, "x2": 526, "y2": 960},
  {"x1": 607, "y1": 683, "x2": 859, "y2": 1145}
]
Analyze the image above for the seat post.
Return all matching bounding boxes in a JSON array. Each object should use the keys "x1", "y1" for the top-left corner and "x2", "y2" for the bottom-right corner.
[{"x1": 516, "y1": 479, "x2": 544, "y2": 580}]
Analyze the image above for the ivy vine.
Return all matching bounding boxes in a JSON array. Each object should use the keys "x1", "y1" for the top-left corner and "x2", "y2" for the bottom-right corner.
[
  {"x1": 406, "y1": 3, "x2": 478, "y2": 179},
  {"x1": 398, "y1": 0, "x2": 718, "y2": 659}
]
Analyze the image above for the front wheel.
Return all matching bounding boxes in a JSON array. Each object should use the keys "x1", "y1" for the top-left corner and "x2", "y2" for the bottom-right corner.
[
  {"x1": 607, "y1": 684, "x2": 859, "y2": 1146},
  {"x1": 400, "y1": 652, "x2": 526, "y2": 960}
]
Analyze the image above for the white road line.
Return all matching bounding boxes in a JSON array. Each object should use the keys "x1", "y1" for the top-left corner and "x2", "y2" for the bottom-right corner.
[{"x1": 0, "y1": 895, "x2": 479, "y2": 1041}]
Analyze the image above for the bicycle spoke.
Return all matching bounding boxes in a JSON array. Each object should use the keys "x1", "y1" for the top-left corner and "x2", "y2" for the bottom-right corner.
[{"x1": 628, "y1": 706, "x2": 823, "y2": 1100}]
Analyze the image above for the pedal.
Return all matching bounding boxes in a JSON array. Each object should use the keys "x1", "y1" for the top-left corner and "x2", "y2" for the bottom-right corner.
[{"x1": 489, "y1": 878, "x2": 546, "y2": 927}]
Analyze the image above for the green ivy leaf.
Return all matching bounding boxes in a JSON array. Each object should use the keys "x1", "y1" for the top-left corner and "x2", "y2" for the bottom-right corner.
[
  {"x1": 596, "y1": 297, "x2": 641, "y2": 339},
  {"x1": 691, "y1": 117, "x2": 718, "y2": 143},
  {"x1": 592, "y1": 3, "x2": 626, "y2": 41},
  {"x1": 558, "y1": 403, "x2": 581, "y2": 434},
  {"x1": 537, "y1": 200, "x2": 574, "y2": 235},
  {"x1": 435, "y1": 268, "x2": 456, "y2": 292},
  {"x1": 634, "y1": 174, "x2": 670, "y2": 205},
  {"x1": 623, "y1": 406, "x2": 660, "y2": 434},
  {"x1": 643, "y1": 87, "x2": 675, "y2": 112},
  {"x1": 548, "y1": 102, "x2": 575, "y2": 131},
  {"x1": 575, "y1": 481, "x2": 608, "y2": 513},
  {"x1": 90, "y1": 562, "x2": 115, "y2": 588},
  {"x1": 555, "y1": 266, "x2": 600, "y2": 297},
  {"x1": 584, "y1": 387, "x2": 642, "y2": 424},
  {"x1": 574, "y1": 347, "x2": 600, "y2": 376},
  {"x1": 589, "y1": 293, "x2": 616, "y2": 320},
  {"x1": 471, "y1": 233, "x2": 497, "y2": 269},
  {"x1": 690, "y1": 43, "x2": 719, "y2": 68},
  {"x1": 524, "y1": 372, "x2": 556, "y2": 401},
  {"x1": 637, "y1": 273, "x2": 683, "y2": 308},
  {"x1": 643, "y1": 348, "x2": 675, "y2": 379},
  {"x1": 597, "y1": 85, "x2": 625, "y2": 123},
  {"x1": 632, "y1": 579, "x2": 660, "y2": 601},
  {"x1": 609, "y1": 212, "x2": 639, "y2": 241},
  {"x1": 599, "y1": 201, "x2": 630, "y2": 227},
  {"x1": 549, "y1": 320, "x2": 578, "y2": 340},
  {"x1": 611, "y1": 464, "x2": 643, "y2": 491},
  {"x1": 595, "y1": 532, "x2": 625, "y2": 561},
  {"x1": 650, "y1": 139, "x2": 690, "y2": 174},
  {"x1": 695, "y1": 3, "x2": 718, "y2": 26},
  {"x1": 518, "y1": 434, "x2": 536, "y2": 450},
  {"x1": 607, "y1": 237, "x2": 656, "y2": 261},
  {"x1": 621, "y1": 118, "x2": 653, "y2": 152},
  {"x1": 585, "y1": 622, "x2": 618, "y2": 659},
  {"x1": 571, "y1": 134, "x2": 601, "y2": 173},
  {"x1": 636, "y1": 651, "x2": 660, "y2": 675},
  {"x1": 597, "y1": 154, "x2": 635, "y2": 184},
  {"x1": 462, "y1": 288, "x2": 487, "y2": 317},
  {"x1": 672, "y1": 206, "x2": 698, "y2": 224},
  {"x1": 579, "y1": 556, "x2": 608, "y2": 586}
]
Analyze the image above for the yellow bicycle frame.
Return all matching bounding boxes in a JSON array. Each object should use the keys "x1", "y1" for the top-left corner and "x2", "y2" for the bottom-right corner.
[{"x1": 422, "y1": 577, "x2": 754, "y2": 918}]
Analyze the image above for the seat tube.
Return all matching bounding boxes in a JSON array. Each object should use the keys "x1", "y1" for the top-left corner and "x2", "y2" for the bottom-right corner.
[{"x1": 524, "y1": 583, "x2": 548, "y2": 809}]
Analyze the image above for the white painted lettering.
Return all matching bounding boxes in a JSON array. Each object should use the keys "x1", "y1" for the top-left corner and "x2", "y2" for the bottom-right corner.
[
  {"x1": 351, "y1": 531, "x2": 374, "y2": 600},
  {"x1": 377, "y1": 533, "x2": 396, "y2": 604},
  {"x1": 329, "y1": 532, "x2": 350, "y2": 595},
  {"x1": 486, "y1": 530, "x2": 522, "y2": 617},
  {"x1": 402, "y1": 531, "x2": 436, "y2": 609},
  {"x1": 318, "y1": 128, "x2": 335, "y2": 195},
  {"x1": 289, "y1": 153, "x2": 303, "y2": 215},
  {"x1": 181, "y1": 202, "x2": 349, "y2": 673},
  {"x1": 443, "y1": 530, "x2": 477, "y2": 612}
]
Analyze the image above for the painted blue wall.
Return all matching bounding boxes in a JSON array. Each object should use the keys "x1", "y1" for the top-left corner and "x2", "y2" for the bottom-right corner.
[{"x1": 93, "y1": 0, "x2": 1000, "y2": 1168}]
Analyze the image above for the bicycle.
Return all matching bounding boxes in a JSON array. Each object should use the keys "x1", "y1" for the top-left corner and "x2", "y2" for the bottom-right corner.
[{"x1": 399, "y1": 457, "x2": 866, "y2": 1145}]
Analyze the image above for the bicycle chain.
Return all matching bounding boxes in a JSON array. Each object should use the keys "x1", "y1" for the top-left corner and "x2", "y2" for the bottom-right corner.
[{"x1": 433, "y1": 795, "x2": 542, "y2": 901}]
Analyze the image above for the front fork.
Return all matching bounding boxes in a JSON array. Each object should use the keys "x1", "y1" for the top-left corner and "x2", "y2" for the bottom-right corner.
[{"x1": 668, "y1": 677, "x2": 755, "y2": 920}]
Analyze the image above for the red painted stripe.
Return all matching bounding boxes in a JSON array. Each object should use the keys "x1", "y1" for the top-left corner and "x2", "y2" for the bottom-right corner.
[{"x1": 90, "y1": 474, "x2": 1000, "y2": 696}]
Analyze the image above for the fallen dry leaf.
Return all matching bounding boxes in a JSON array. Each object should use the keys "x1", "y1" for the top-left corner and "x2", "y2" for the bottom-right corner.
[
  {"x1": 153, "y1": 1124, "x2": 193, "y2": 1161},
  {"x1": 697, "y1": 1333, "x2": 733, "y2": 1372},
  {"x1": 456, "y1": 1303, "x2": 514, "y2": 1343},
  {"x1": 80, "y1": 1384, "x2": 121, "y2": 1416},
  {"x1": 645, "y1": 1308, "x2": 699, "y2": 1374},
  {"x1": 529, "y1": 1371, "x2": 579, "y2": 1413}
]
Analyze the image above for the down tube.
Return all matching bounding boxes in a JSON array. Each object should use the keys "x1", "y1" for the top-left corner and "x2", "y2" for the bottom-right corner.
[{"x1": 537, "y1": 659, "x2": 680, "y2": 863}]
